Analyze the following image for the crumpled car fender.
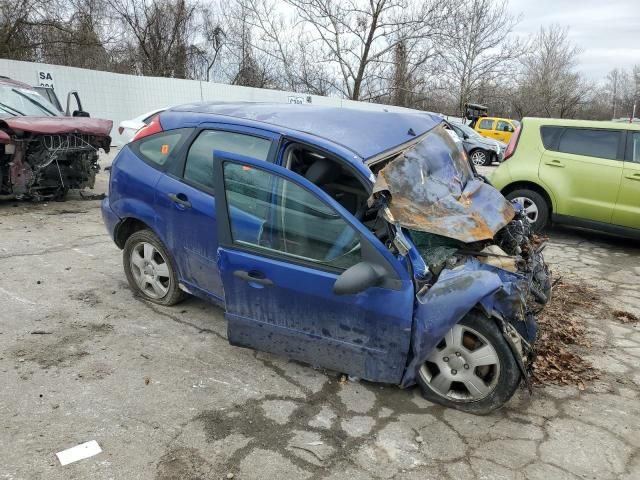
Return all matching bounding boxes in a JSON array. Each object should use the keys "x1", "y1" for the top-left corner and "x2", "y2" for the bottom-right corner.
[{"x1": 400, "y1": 258, "x2": 526, "y2": 388}]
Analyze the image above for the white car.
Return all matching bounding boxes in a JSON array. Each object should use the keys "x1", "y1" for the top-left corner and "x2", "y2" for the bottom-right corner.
[{"x1": 117, "y1": 108, "x2": 166, "y2": 143}]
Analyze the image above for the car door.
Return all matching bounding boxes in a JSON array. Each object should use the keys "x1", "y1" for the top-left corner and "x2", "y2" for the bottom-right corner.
[
  {"x1": 494, "y1": 120, "x2": 515, "y2": 143},
  {"x1": 539, "y1": 127, "x2": 624, "y2": 224},
  {"x1": 612, "y1": 131, "x2": 640, "y2": 229},
  {"x1": 154, "y1": 125, "x2": 278, "y2": 302},
  {"x1": 212, "y1": 153, "x2": 414, "y2": 384},
  {"x1": 475, "y1": 118, "x2": 495, "y2": 140}
]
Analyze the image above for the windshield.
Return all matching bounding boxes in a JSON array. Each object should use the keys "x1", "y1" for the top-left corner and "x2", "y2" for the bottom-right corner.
[
  {"x1": 0, "y1": 85, "x2": 60, "y2": 118},
  {"x1": 373, "y1": 123, "x2": 515, "y2": 243},
  {"x1": 452, "y1": 122, "x2": 480, "y2": 138}
]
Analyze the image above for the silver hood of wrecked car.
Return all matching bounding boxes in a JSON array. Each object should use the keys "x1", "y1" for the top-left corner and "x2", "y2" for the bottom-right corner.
[{"x1": 372, "y1": 123, "x2": 515, "y2": 243}]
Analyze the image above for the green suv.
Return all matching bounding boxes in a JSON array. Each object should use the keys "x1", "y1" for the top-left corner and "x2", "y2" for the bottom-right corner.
[{"x1": 491, "y1": 118, "x2": 640, "y2": 238}]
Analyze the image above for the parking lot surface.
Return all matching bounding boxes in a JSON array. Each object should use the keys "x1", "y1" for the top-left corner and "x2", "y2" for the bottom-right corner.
[{"x1": 1, "y1": 152, "x2": 639, "y2": 479}]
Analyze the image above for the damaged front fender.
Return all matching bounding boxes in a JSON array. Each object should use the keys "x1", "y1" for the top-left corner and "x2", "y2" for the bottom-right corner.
[{"x1": 400, "y1": 257, "x2": 530, "y2": 388}]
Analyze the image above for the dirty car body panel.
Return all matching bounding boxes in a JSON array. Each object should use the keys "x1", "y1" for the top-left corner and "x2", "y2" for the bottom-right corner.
[{"x1": 102, "y1": 103, "x2": 550, "y2": 409}]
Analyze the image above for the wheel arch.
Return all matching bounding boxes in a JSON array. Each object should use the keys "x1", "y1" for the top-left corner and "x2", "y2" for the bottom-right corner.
[
  {"x1": 114, "y1": 217, "x2": 153, "y2": 249},
  {"x1": 500, "y1": 181, "x2": 555, "y2": 215},
  {"x1": 469, "y1": 147, "x2": 490, "y2": 157}
]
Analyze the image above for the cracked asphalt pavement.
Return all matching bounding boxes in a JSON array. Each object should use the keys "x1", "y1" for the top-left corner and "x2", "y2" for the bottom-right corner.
[{"x1": 1, "y1": 153, "x2": 639, "y2": 479}]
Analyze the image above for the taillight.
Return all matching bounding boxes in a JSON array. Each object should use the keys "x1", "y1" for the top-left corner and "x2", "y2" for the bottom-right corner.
[
  {"x1": 118, "y1": 126, "x2": 124, "y2": 135},
  {"x1": 502, "y1": 125, "x2": 521, "y2": 161},
  {"x1": 132, "y1": 115, "x2": 163, "y2": 141}
]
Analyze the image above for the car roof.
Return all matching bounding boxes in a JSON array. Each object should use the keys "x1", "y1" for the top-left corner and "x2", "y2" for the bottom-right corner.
[
  {"x1": 522, "y1": 117, "x2": 640, "y2": 131},
  {"x1": 167, "y1": 102, "x2": 443, "y2": 160},
  {"x1": 482, "y1": 117, "x2": 514, "y2": 122},
  {"x1": 0, "y1": 76, "x2": 33, "y2": 89}
]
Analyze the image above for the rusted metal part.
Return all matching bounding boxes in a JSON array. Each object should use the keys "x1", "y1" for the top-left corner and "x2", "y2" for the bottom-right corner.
[
  {"x1": 373, "y1": 123, "x2": 515, "y2": 243},
  {"x1": 2, "y1": 132, "x2": 106, "y2": 200},
  {"x1": 8, "y1": 143, "x2": 31, "y2": 194}
]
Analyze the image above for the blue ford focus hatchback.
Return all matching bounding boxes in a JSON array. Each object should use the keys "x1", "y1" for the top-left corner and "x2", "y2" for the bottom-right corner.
[{"x1": 102, "y1": 103, "x2": 550, "y2": 414}]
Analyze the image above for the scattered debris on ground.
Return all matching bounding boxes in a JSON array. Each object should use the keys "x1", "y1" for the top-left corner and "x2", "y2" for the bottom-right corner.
[
  {"x1": 612, "y1": 309, "x2": 639, "y2": 324},
  {"x1": 531, "y1": 280, "x2": 599, "y2": 388}
]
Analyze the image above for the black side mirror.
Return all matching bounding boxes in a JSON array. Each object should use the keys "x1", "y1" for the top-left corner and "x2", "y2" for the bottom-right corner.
[
  {"x1": 333, "y1": 261, "x2": 385, "y2": 295},
  {"x1": 65, "y1": 91, "x2": 90, "y2": 117}
]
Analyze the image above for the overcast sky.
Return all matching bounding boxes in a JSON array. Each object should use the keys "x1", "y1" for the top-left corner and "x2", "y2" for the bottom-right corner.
[{"x1": 507, "y1": 0, "x2": 640, "y2": 81}]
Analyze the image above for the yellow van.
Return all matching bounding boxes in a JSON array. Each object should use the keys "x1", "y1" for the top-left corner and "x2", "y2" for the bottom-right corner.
[{"x1": 474, "y1": 117, "x2": 519, "y2": 143}]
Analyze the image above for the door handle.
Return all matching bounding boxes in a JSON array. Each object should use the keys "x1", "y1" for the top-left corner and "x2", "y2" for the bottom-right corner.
[
  {"x1": 625, "y1": 173, "x2": 640, "y2": 181},
  {"x1": 234, "y1": 270, "x2": 273, "y2": 286},
  {"x1": 167, "y1": 192, "x2": 192, "y2": 209},
  {"x1": 544, "y1": 159, "x2": 565, "y2": 168}
]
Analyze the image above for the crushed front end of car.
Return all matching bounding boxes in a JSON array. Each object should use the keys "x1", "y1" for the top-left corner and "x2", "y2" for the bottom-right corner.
[
  {"x1": 0, "y1": 119, "x2": 111, "y2": 201},
  {"x1": 0, "y1": 81, "x2": 112, "y2": 201},
  {"x1": 368, "y1": 123, "x2": 551, "y2": 392}
]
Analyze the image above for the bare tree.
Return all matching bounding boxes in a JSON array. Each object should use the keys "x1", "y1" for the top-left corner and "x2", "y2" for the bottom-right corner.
[
  {"x1": 284, "y1": 0, "x2": 452, "y2": 101},
  {"x1": 220, "y1": 0, "x2": 274, "y2": 88},
  {"x1": 604, "y1": 66, "x2": 640, "y2": 119},
  {"x1": 438, "y1": 0, "x2": 523, "y2": 115},
  {"x1": 512, "y1": 25, "x2": 591, "y2": 119},
  {"x1": 200, "y1": 7, "x2": 225, "y2": 82},
  {"x1": 108, "y1": 0, "x2": 199, "y2": 78},
  {"x1": 0, "y1": 0, "x2": 38, "y2": 60}
]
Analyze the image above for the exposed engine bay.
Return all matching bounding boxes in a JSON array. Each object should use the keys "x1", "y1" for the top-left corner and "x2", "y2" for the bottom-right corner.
[
  {"x1": 0, "y1": 131, "x2": 110, "y2": 200},
  {"x1": 0, "y1": 77, "x2": 112, "y2": 201}
]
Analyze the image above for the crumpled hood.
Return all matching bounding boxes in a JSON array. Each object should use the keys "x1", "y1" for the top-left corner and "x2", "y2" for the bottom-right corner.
[
  {"x1": 373, "y1": 123, "x2": 514, "y2": 243},
  {"x1": 2, "y1": 116, "x2": 112, "y2": 136}
]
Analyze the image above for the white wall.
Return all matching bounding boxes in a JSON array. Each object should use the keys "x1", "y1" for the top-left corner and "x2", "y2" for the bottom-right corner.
[{"x1": 1, "y1": 59, "x2": 418, "y2": 144}]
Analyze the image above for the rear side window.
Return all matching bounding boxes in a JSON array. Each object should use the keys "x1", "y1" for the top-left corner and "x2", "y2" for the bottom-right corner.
[
  {"x1": 540, "y1": 126, "x2": 564, "y2": 149},
  {"x1": 631, "y1": 132, "x2": 640, "y2": 163},
  {"x1": 557, "y1": 128, "x2": 621, "y2": 160},
  {"x1": 478, "y1": 118, "x2": 494, "y2": 130},
  {"x1": 136, "y1": 128, "x2": 190, "y2": 167},
  {"x1": 184, "y1": 130, "x2": 272, "y2": 191}
]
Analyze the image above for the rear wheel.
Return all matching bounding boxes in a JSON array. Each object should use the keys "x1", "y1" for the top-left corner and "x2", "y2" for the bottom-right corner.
[
  {"x1": 123, "y1": 229, "x2": 186, "y2": 306},
  {"x1": 416, "y1": 312, "x2": 521, "y2": 415},
  {"x1": 505, "y1": 189, "x2": 549, "y2": 232},
  {"x1": 470, "y1": 149, "x2": 491, "y2": 166}
]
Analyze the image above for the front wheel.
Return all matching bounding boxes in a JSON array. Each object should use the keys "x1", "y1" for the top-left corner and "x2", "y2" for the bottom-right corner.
[
  {"x1": 470, "y1": 149, "x2": 491, "y2": 166},
  {"x1": 505, "y1": 189, "x2": 549, "y2": 232},
  {"x1": 416, "y1": 312, "x2": 521, "y2": 415}
]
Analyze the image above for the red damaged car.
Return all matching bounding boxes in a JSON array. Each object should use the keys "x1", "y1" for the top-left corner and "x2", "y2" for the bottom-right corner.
[{"x1": 0, "y1": 77, "x2": 112, "y2": 200}]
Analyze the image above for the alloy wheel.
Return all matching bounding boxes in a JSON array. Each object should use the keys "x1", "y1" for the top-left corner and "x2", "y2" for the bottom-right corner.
[
  {"x1": 419, "y1": 324, "x2": 501, "y2": 401},
  {"x1": 129, "y1": 242, "x2": 171, "y2": 299},
  {"x1": 513, "y1": 196, "x2": 539, "y2": 224},
  {"x1": 470, "y1": 150, "x2": 487, "y2": 166}
]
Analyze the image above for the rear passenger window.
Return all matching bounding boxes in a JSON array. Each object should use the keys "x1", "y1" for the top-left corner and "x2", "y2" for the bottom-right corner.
[
  {"x1": 184, "y1": 130, "x2": 272, "y2": 191},
  {"x1": 631, "y1": 132, "x2": 640, "y2": 163},
  {"x1": 540, "y1": 126, "x2": 564, "y2": 149},
  {"x1": 478, "y1": 119, "x2": 494, "y2": 130},
  {"x1": 136, "y1": 129, "x2": 190, "y2": 167},
  {"x1": 557, "y1": 128, "x2": 621, "y2": 160}
]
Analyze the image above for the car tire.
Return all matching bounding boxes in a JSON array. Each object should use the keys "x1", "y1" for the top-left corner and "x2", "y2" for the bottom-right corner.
[
  {"x1": 470, "y1": 149, "x2": 491, "y2": 166},
  {"x1": 416, "y1": 311, "x2": 521, "y2": 415},
  {"x1": 123, "y1": 229, "x2": 186, "y2": 306},
  {"x1": 505, "y1": 189, "x2": 549, "y2": 232}
]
